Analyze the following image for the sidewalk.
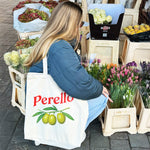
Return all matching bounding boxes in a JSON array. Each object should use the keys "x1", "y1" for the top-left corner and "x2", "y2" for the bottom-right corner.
[{"x1": 0, "y1": 0, "x2": 150, "y2": 150}]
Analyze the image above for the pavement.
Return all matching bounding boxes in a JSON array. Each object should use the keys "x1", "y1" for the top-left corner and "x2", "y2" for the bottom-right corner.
[{"x1": 0, "y1": 0, "x2": 150, "y2": 150}]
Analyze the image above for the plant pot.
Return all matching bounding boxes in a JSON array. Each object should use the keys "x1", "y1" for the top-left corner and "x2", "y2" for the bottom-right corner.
[
  {"x1": 135, "y1": 90, "x2": 150, "y2": 134},
  {"x1": 8, "y1": 66, "x2": 26, "y2": 115},
  {"x1": 99, "y1": 103, "x2": 137, "y2": 136}
]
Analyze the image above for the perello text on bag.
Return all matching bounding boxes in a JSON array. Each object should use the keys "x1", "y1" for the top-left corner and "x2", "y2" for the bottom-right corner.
[{"x1": 34, "y1": 92, "x2": 74, "y2": 106}]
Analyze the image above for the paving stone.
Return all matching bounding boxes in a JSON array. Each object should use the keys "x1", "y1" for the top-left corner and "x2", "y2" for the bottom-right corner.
[
  {"x1": 7, "y1": 142, "x2": 50, "y2": 150},
  {"x1": 73, "y1": 136, "x2": 89, "y2": 150},
  {"x1": 0, "y1": 120, "x2": 17, "y2": 136},
  {"x1": 129, "y1": 134, "x2": 150, "y2": 148},
  {"x1": 89, "y1": 119, "x2": 102, "y2": 134},
  {"x1": 0, "y1": 136, "x2": 11, "y2": 150},
  {"x1": 90, "y1": 133, "x2": 109, "y2": 150},
  {"x1": 4, "y1": 107, "x2": 21, "y2": 122},
  {"x1": 110, "y1": 132, "x2": 128, "y2": 140},
  {"x1": 110, "y1": 139, "x2": 130, "y2": 150},
  {"x1": 132, "y1": 148, "x2": 150, "y2": 150},
  {"x1": 94, "y1": 148, "x2": 110, "y2": 150}
]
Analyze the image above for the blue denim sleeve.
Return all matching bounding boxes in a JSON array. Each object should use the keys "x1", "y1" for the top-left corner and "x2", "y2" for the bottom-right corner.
[{"x1": 48, "y1": 40, "x2": 103, "y2": 100}]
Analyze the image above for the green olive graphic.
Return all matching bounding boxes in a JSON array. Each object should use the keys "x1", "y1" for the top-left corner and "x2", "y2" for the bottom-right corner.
[
  {"x1": 48, "y1": 114, "x2": 56, "y2": 125},
  {"x1": 42, "y1": 113, "x2": 49, "y2": 124},
  {"x1": 57, "y1": 113, "x2": 66, "y2": 124}
]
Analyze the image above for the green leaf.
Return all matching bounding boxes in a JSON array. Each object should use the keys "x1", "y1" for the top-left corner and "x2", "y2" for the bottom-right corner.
[
  {"x1": 37, "y1": 113, "x2": 45, "y2": 123},
  {"x1": 52, "y1": 105, "x2": 58, "y2": 111},
  {"x1": 62, "y1": 112, "x2": 74, "y2": 120},
  {"x1": 32, "y1": 111, "x2": 43, "y2": 117},
  {"x1": 43, "y1": 107, "x2": 57, "y2": 111}
]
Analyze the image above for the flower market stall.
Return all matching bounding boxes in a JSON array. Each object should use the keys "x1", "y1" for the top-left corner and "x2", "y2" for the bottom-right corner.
[{"x1": 3, "y1": 0, "x2": 150, "y2": 136}]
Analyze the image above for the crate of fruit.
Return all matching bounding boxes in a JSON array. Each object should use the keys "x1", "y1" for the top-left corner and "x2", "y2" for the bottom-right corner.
[{"x1": 123, "y1": 24, "x2": 150, "y2": 42}]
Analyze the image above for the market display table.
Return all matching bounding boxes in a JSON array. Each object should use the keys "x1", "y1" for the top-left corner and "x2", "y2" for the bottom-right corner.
[
  {"x1": 121, "y1": 37, "x2": 150, "y2": 68},
  {"x1": 87, "y1": 38, "x2": 119, "y2": 65}
]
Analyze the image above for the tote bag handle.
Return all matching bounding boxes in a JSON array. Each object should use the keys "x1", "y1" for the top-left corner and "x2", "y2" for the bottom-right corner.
[{"x1": 43, "y1": 57, "x2": 48, "y2": 75}]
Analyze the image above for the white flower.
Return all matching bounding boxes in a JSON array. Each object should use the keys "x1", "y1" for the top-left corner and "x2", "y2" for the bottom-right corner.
[
  {"x1": 4, "y1": 52, "x2": 11, "y2": 65},
  {"x1": 20, "y1": 54, "x2": 29, "y2": 63},
  {"x1": 106, "y1": 15, "x2": 112, "y2": 22},
  {"x1": 10, "y1": 51, "x2": 20, "y2": 67}
]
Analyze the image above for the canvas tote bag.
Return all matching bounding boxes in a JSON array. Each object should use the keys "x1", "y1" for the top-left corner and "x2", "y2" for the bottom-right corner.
[{"x1": 24, "y1": 56, "x2": 89, "y2": 149}]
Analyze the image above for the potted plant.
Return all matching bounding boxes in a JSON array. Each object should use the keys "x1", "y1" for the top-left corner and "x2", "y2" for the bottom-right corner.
[
  {"x1": 4, "y1": 49, "x2": 31, "y2": 115},
  {"x1": 82, "y1": 60, "x2": 139, "y2": 136},
  {"x1": 135, "y1": 61, "x2": 150, "y2": 133}
]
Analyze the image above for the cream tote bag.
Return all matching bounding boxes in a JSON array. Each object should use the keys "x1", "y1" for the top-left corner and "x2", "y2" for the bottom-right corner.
[{"x1": 24, "y1": 57, "x2": 89, "y2": 149}]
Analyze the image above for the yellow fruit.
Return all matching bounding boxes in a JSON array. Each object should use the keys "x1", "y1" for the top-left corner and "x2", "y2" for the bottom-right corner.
[
  {"x1": 129, "y1": 28, "x2": 134, "y2": 32},
  {"x1": 42, "y1": 113, "x2": 49, "y2": 124},
  {"x1": 134, "y1": 25, "x2": 139, "y2": 29},
  {"x1": 128, "y1": 25, "x2": 133, "y2": 29},
  {"x1": 130, "y1": 31, "x2": 135, "y2": 35},
  {"x1": 141, "y1": 27, "x2": 146, "y2": 32},
  {"x1": 57, "y1": 113, "x2": 65, "y2": 124},
  {"x1": 48, "y1": 114, "x2": 56, "y2": 125},
  {"x1": 145, "y1": 24, "x2": 149, "y2": 28}
]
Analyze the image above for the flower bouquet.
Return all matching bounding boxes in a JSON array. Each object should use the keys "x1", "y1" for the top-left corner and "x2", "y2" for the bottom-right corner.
[
  {"x1": 88, "y1": 8, "x2": 112, "y2": 25},
  {"x1": 4, "y1": 49, "x2": 31, "y2": 73},
  {"x1": 82, "y1": 59, "x2": 139, "y2": 135},
  {"x1": 135, "y1": 61, "x2": 150, "y2": 133},
  {"x1": 139, "y1": 61, "x2": 150, "y2": 108}
]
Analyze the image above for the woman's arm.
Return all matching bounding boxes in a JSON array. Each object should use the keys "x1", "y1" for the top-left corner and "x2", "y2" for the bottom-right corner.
[{"x1": 48, "y1": 40, "x2": 103, "y2": 100}]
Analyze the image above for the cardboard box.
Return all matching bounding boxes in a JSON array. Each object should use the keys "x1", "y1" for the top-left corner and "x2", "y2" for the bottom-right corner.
[{"x1": 88, "y1": 4, "x2": 124, "y2": 40}]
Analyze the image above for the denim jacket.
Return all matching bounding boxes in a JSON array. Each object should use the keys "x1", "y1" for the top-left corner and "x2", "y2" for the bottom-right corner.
[{"x1": 29, "y1": 40, "x2": 103, "y2": 100}]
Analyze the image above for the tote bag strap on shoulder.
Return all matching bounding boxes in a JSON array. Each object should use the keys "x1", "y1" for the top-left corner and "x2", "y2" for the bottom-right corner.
[{"x1": 43, "y1": 57, "x2": 48, "y2": 75}]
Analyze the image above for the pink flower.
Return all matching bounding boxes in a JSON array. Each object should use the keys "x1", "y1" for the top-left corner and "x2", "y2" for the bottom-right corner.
[
  {"x1": 135, "y1": 76, "x2": 138, "y2": 79},
  {"x1": 125, "y1": 71, "x2": 128, "y2": 76},
  {"x1": 129, "y1": 80, "x2": 133, "y2": 85},
  {"x1": 97, "y1": 59, "x2": 101, "y2": 64},
  {"x1": 131, "y1": 73, "x2": 134, "y2": 78},
  {"x1": 128, "y1": 77, "x2": 131, "y2": 81},
  {"x1": 121, "y1": 65, "x2": 125, "y2": 70},
  {"x1": 107, "y1": 78, "x2": 111, "y2": 82},
  {"x1": 117, "y1": 73, "x2": 120, "y2": 78},
  {"x1": 135, "y1": 80, "x2": 138, "y2": 83},
  {"x1": 121, "y1": 73, "x2": 124, "y2": 77},
  {"x1": 106, "y1": 83, "x2": 109, "y2": 86}
]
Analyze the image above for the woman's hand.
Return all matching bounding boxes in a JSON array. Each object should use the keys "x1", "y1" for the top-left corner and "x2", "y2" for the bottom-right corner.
[{"x1": 102, "y1": 86, "x2": 113, "y2": 103}]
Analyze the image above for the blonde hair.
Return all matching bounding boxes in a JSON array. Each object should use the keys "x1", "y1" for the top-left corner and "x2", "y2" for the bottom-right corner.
[{"x1": 25, "y1": 1, "x2": 82, "y2": 67}]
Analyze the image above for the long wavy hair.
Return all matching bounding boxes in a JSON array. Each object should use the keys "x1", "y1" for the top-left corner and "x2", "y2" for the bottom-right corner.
[{"x1": 25, "y1": 1, "x2": 82, "y2": 67}]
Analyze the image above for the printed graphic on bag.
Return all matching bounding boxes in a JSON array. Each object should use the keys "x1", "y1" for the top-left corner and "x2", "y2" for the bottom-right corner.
[{"x1": 32, "y1": 105, "x2": 74, "y2": 125}]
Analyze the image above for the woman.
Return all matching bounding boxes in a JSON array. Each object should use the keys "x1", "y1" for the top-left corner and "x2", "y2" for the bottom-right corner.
[{"x1": 25, "y1": 1, "x2": 112, "y2": 129}]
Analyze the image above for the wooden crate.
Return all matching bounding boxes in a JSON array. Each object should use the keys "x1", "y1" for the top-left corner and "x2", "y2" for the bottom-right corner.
[
  {"x1": 99, "y1": 104, "x2": 137, "y2": 136},
  {"x1": 119, "y1": 34, "x2": 126, "y2": 58},
  {"x1": 121, "y1": 37, "x2": 150, "y2": 67},
  {"x1": 115, "y1": 0, "x2": 142, "y2": 33},
  {"x1": 8, "y1": 66, "x2": 26, "y2": 115},
  {"x1": 87, "y1": 39, "x2": 119, "y2": 64},
  {"x1": 135, "y1": 90, "x2": 150, "y2": 134},
  {"x1": 17, "y1": 30, "x2": 43, "y2": 40}
]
